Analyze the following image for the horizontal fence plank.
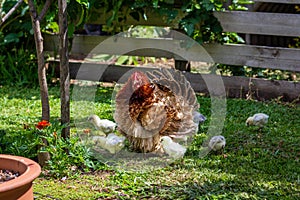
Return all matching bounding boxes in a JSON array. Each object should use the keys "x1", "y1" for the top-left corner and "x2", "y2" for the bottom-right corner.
[
  {"x1": 187, "y1": 73, "x2": 300, "y2": 102},
  {"x1": 44, "y1": 35, "x2": 300, "y2": 72},
  {"x1": 204, "y1": 44, "x2": 300, "y2": 72},
  {"x1": 44, "y1": 34, "x2": 214, "y2": 62},
  {"x1": 214, "y1": 11, "x2": 300, "y2": 37},
  {"x1": 254, "y1": 0, "x2": 300, "y2": 3},
  {"x1": 49, "y1": 61, "x2": 300, "y2": 101}
]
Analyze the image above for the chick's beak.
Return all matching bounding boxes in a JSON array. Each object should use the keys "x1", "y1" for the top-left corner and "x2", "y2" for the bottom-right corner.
[{"x1": 87, "y1": 116, "x2": 93, "y2": 122}]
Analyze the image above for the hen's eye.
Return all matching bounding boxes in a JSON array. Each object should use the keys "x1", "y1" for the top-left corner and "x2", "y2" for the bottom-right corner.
[{"x1": 140, "y1": 84, "x2": 155, "y2": 95}]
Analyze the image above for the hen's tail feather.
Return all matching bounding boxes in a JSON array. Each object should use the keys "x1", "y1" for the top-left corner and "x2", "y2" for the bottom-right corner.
[{"x1": 147, "y1": 68, "x2": 199, "y2": 111}]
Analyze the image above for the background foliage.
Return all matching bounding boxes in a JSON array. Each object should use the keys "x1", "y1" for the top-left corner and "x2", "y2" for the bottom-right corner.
[{"x1": 0, "y1": 0, "x2": 299, "y2": 86}]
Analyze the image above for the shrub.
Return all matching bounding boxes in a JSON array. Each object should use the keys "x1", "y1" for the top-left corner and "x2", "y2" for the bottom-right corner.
[{"x1": 0, "y1": 119, "x2": 101, "y2": 178}]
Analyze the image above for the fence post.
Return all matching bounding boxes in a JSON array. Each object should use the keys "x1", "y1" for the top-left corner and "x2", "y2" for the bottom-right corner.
[{"x1": 175, "y1": 60, "x2": 191, "y2": 72}]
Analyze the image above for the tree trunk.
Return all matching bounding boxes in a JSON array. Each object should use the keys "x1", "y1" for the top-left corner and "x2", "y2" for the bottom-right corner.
[
  {"x1": 58, "y1": 0, "x2": 70, "y2": 139},
  {"x1": 36, "y1": 23, "x2": 50, "y2": 121},
  {"x1": 28, "y1": 0, "x2": 52, "y2": 166},
  {"x1": 28, "y1": 0, "x2": 50, "y2": 121}
]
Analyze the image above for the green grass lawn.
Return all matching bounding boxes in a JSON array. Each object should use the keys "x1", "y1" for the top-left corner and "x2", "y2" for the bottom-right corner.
[{"x1": 0, "y1": 85, "x2": 299, "y2": 199}]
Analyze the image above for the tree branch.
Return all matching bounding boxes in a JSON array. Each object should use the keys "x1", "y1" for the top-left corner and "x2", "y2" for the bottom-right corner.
[
  {"x1": 28, "y1": 0, "x2": 52, "y2": 22},
  {"x1": 28, "y1": 0, "x2": 37, "y2": 20},
  {"x1": 38, "y1": 0, "x2": 53, "y2": 21},
  {"x1": 0, "y1": 0, "x2": 24, "y2": 27}
]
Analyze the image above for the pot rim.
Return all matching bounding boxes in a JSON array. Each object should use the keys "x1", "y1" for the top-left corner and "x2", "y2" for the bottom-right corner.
[{"x1": 0, "y1": 154, "x2": 41, "y2": 193}]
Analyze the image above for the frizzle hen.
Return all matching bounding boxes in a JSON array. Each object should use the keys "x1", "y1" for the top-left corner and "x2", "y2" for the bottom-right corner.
[{"x1": 114, "y1": 68, "x2": 199, "y2": 153}]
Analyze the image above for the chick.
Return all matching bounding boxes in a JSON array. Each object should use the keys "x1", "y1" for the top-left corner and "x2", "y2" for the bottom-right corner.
[
  {"x1": 88, "y1": 114, "x2": 116, "y2": 134},
  {"x1": 208, "y1": 135, "x2": 226, "y2": 152},
  {"x1": 105, "y1": 133, "x2": 126, "y2": 154},
  {"x1": 246, "y1": 113, "x2": 269, "y2": 128},
  {"x1": 193, "y1": 111, "x2": 207, "y2": 133},
  {"x1": 193, "y1": 111, "x2": 207, "y2": 124},
  {"x1": 92, "y1": 133, "x2": 125, "y2": 154},
  {"x1": 160, "y1": 136, "x2": 187, "y2": 159}
]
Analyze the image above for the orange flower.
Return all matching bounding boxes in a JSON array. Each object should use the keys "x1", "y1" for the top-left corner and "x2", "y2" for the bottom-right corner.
[
  {"x1": 83, "y1": 129, "x2": 91, "y2": 134},
  {"x1": 36, "y1": 120, "x2": 51, "y2": 130}
]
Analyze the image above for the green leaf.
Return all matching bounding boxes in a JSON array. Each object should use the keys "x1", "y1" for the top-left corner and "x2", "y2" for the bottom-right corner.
[
  {"x1": 116, "y1": 56, "x2": 129, "y2": 65},
  {"x1": 4, "y1": 32, "x2": 23, "y2": 44},
  {"x1": 21, "y1": 5, "x2": 29, "y2": 16},
  {"x1": 183, "y1": 23, "x2": 194, "y2": 36},
  {"x1": 238, "y1": 0, "x2": 254, "y2": 4},
  {"x1": 195, "y1": 3, "x2": 201, "y2": 9},
  {"x1": 152, "y1": 0, "x2": 159, "y2": 8},
  {"x1": 46, "y1": 22, "x2": 59, "y2": 33},
  {"x1": 203, "y1": 0, "x2": 214, "y2": 11},
  {"x1": 68, "y1": 23, "x2": 75, "y2": 37},
  {"x1": 76, "y1": 0, "x2": 89, "y2": 8}
]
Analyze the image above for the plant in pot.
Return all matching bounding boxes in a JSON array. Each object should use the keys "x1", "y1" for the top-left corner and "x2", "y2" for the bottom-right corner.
[
  {"x1": 0, "y1": 154, "x2": 41, "y2": 200},
  {"x1": 0, "y1": 120, "x2": 59, "y2": 199}
]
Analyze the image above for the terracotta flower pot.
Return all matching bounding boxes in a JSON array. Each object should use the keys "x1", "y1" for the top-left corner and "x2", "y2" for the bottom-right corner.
[{"x1": 0, "y1": 154, "x2": 41, "y2": 200}]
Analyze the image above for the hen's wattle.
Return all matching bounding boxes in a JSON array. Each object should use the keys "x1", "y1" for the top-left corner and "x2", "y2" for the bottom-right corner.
[{"x1": 114, "y1": 69, "x2": 199, "y2": 153}]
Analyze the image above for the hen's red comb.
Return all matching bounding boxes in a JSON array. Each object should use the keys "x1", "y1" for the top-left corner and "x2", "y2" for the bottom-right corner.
[{"x1": 131, "y1": 71, "x2": 149, "y2": 90}]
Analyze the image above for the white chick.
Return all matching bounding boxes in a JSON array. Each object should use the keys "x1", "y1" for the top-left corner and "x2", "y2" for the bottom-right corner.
[
  {"x1": 160, "y1": 136, "x2": 187, "y2": 159},
  {"x1": 193, "y1": 111, "x2": 207, "y2": 125},
  {"x1": 208, "y1": 135, "x2": 226, "y2": 151},
  {"x1": 104, "y1": 133, "x2": 126, "y2": 154},
  {"x1": 92, "y1": 133, "x2": 125, "y2": 154},
  {"x1": 88, "y1": 114, "x2": 116, "y2": 134},
  {"x1": 193, "y1": 111, "x2": 207, "y2": 133},
  {"x1": 246, "y1": 113, "x2": 269, "y2": 127}
]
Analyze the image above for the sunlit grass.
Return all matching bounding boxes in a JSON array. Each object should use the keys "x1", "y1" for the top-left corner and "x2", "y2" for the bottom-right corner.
[{"x1": 0, "y1": 85, "x2": 299, "y2": 199}]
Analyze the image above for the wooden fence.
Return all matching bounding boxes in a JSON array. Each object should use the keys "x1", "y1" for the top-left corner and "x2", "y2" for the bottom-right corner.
[{"x1": 45, "y1": 0, "x2": 300, "y2": 101}]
